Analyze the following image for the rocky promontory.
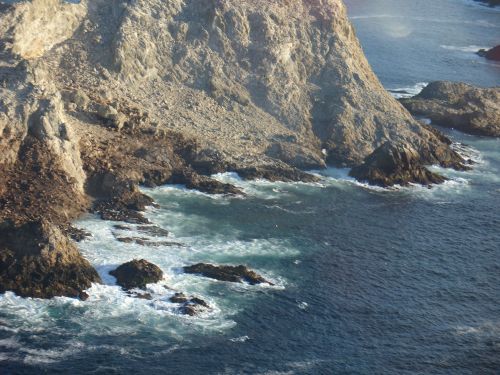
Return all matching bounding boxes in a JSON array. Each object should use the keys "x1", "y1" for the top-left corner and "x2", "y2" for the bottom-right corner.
[
  {"x1": 400, "y1": 81, "x2": 500, "y2": 137},
  {"x1": 0, "y1": 0, "x2": 468, "y2": 299}
]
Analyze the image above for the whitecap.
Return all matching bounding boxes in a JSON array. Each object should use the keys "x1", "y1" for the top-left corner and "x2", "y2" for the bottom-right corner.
[
  {"x1": 230, "y1": 335, "x2": 250, "y2": 343},
  {"x1": 388, "y1": 82, "x2": 427, "y2": 99},
  {"x1": 440, "y1": 44, "x2": 490, "y2": 53}
]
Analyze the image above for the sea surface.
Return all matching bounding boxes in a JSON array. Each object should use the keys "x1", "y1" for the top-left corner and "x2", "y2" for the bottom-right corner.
[{"x1": 1, "y1": 1, "x2": 499, "y2": 374}]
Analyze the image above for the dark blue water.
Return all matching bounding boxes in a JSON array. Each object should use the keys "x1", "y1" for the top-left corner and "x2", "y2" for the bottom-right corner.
[{"x1": 1, "y1": 1, "x2": 499, "y2": 374}]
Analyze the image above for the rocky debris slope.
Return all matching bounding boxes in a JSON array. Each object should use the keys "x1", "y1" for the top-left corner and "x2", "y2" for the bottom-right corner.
[
  {"x1": 400, "y1": 81, "x2": 500, "y2": 137},
  {"x1": 0, "y1": 219, "x2": 101, "y2": 299},
  {"x1": 0, "y1": 0, "x2": 468, "y2": 299},
  {"x1": 109, "y1": 0, "x2": 458, "y2": 168}
]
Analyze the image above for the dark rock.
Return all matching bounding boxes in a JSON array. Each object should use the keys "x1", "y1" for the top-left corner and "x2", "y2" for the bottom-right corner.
[
  {"x1": 183, "y1": 263, "x2": 273, "y2": 285},
  {"x1": 64, "y1": 225, "x2": 92, "y2": 242},
  {"x1": 476, "y1": 45, "x2": 500, "y2": 61},
  {"x1": 92, "y1": 190, "x2": 155, "y2": 224},
  {"x1": 400, "y1": 81, "x2": 500, "y2": 137},
  {"x1": 474, "y1": 0, "x2": 500, "y2": 7},
  {"x1": 115, "y1": 236, "x2": 183, "y2": 247},
  {"x1": 0, "y1": 220, "x2": 101, "y2": 299},
  {"x1": 134, "y1": 292, "x2": 153, "y2": 300},
  {"x1": 170, "y1": 292, "x2": 189, "y2": 303},
  {"x1": 79, "y1": 291, "x2": 90, "y2": 301},
  {"x1": 169, "y1": 292, "x2": 210, "y2": 316},
  {"x1": 109, "y1": 259, "x2": 163, "y2": 289},
  {"x1": 349, "y1": 142, "x2": 446, "y2": 187},
  {"x1": 136, "y1": 225, "x2": 169, "y2": 238},
  {"x1": 180, "y1": 305, "x2": 198, "y2": 316},
  {"x1": 234, "y1": 164, "x2": 320, "y2": 183},
  {"x1": 168, "y1": 170, "x2": 243, "y2": 195}
]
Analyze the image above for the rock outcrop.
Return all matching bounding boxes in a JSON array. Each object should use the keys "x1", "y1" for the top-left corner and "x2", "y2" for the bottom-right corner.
[
  {"x1": 110, "y1": 259, "x2": 163, "y2": 290},
  {"x1": 183, "y1": 263, "x2": 273, "y2": 285},
  {"x1": 349, "y1": 142, "x2": 447, "y2": 187},
  {"x1": 477, "y1": 45, "x2": 500, "y2": 61},
  {"x1": 0, "y1": 0, "x2": 469, "y2": 298},
  {"x1": 0, "y1": 219, "x2": 101, "y2": 299},
  {"x1": 400, "y1": 81, "x2": 500, "y2": 137}
]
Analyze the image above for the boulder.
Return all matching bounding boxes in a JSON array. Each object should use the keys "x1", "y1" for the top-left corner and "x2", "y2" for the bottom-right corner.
[
  {"x1": 109, "y1": 259, "x2": 163, "y2": 289},
  {"x1": 349, "y1": 142, "x2": 446, "y2": 187},
  {"x1": 96, "y1": 104, "x2": 126, "y2": 130},
  {"x1": 183, "y1": 263, "x2": 273, "y2": 285},
  {"x1": 400, "y1": 81, "x2": 500, "y2": 137},
  {"x1": 0, "y1": 219, "x2": 101, "y2": 299}
]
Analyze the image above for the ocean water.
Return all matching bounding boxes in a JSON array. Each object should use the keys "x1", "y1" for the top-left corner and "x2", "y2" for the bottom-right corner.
[{"x1": 1, "y1": 1, "x2": 499, "y2": 374}]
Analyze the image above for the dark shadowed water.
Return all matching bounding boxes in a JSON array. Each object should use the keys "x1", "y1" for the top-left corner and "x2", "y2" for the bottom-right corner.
[{"x1": 1, "y1": 1, "x2": 499, "y2": 374}]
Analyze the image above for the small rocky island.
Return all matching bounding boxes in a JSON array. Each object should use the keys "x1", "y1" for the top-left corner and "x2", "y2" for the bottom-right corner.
[
  {"x1": 0, "y1": 0, "x2": 485, "y2": 299},
  {"x1": 400, "y1": 81, "x2": 500, "y2": 137}
]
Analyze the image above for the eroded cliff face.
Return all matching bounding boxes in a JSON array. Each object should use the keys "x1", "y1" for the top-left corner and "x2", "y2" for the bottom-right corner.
[
  {"x1": 109, "y1": 0, "x2": 451, "y2": 166},
  {"x1": 0, "y1": 0, "x2": 466, "y2": 298}
]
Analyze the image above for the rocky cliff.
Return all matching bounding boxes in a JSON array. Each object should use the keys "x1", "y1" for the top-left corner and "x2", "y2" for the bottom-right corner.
[{"x1": 0, "y1": 0, "x2": 465, "y2": 298}]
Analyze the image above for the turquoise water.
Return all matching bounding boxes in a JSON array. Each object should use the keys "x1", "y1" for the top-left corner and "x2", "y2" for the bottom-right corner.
[{"x1": 1, "y1": 1, "x2": 499, "y2": 374}]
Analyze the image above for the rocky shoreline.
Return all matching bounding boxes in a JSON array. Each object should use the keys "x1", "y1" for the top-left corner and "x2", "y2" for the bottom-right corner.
[{"x1": 0, "y1": 0, "x2": 486, "y2": 300}]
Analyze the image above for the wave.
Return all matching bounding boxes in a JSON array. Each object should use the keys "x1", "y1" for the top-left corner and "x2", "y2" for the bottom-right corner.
[
  {"x1": 388, "y1": 82, "x2": 427, "y2": 99},
  {"x1": 440, "y1": 44, "x2": 491, "y2": 53}
]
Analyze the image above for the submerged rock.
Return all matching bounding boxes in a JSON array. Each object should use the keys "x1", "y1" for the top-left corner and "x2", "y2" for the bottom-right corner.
[
  {"x1": 170, "y1": 292, "x2": 210, "y2": 316},
  {"x1": 349, "y1": 142, "x2": 446, "y2": 187},
  {"x1": 400, "y1": 81, "x2": 500, "y2": 137},
  {"x1": 0, "y1": 220, "x2": 101, "y2": 299},
  {"x1": 183, "y1": 263, "x2": 273, "y2": 285},
  {"x1": 110, "y1": 259, "x2": 163, "y2": 290},
  {"x1": 115, "y1": 236, "x2": 183, "y2": 247}
]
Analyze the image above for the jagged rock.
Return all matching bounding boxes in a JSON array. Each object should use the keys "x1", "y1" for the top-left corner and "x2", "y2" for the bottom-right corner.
[
  {"x1": 96, "y1": 104, "x2": 126, "y2": 130},
  {"x1": 400, "y1": 81, "x2": 500, "y2": 137},
  {"x1": 109, "y1": 259, "x2": 163, "y2": 290},
  {"x1": 0, "y1": 219, "x2": 101, "y2": 299},
  {"x1": 64, "y1": 225, "x2": 91, "y2": 242},
  {"x1": 349, "y1": 142, "x2": 446, "y2": 187},
  {"x1": 169, "y1": 292, "x2": 210, "y2": 316},
  {"x1": 477, "y1": 45, "x2": 500, "y2": 61},
  {"x1": 89, "y1": 173, "x2": 156, "y2": 224},
  {"x1": 183, "y1": 263, "x2": 273, "y2": 285}
]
